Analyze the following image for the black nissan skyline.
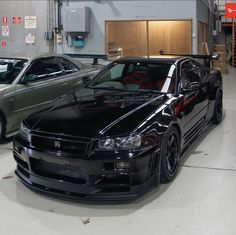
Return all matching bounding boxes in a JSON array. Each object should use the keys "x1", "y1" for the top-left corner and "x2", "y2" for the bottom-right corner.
[{"x1": 13, "y1": 55, "x2": 223, "y2": 200}]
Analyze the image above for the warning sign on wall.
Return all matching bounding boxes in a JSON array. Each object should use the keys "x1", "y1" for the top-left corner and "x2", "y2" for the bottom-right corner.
[
  {"x1": 12, "y1": 16, "x2": 22, "y2": 25},
  {"x1": 25, "y1": 33, "x2": 35, "y2": 44},
  {"x1": 25, "y1": 16, "x2": 36, "y2": 29},
  {"x1": 1, "y1": 40, "x2": 7, "y2": 48},
  {"x1": 225, "y1": 3, "x2": 236, "y2": 18},
  {"x1": 2, "y1": 26, "x2": 9, "y2": 37},
  {"x1": 2, "y1": 17, "x2": 8, "y2": 24}
]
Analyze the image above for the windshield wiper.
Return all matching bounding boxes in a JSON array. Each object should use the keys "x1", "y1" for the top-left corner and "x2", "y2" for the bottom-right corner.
[{"x1": 87, "y1": 86, "x2": 126, "y2": 92}]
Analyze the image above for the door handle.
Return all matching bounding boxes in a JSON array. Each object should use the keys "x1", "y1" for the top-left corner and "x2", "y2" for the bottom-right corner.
[{"x1": 8, "y1": 98, "x2": 15, "y2": 111}]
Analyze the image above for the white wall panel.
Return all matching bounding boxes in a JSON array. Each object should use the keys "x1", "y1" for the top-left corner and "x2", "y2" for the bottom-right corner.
[
  {"x1": 0, "y1": 0, "x2": 51, "y2": 55},
  {"x1": 56, "y1": 0, "x2": 198, "y2": 54}
]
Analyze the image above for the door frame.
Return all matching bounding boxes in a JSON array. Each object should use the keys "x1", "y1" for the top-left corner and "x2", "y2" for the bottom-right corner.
[{"x1": 197, "y1": 20, "x2": 208, "y2": 54}]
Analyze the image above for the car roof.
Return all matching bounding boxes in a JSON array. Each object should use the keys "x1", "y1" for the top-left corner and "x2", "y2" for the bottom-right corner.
[
  {"x1": 0, "y1": 53, "x2": 71, "y2": 60},
  {"x1": 0, "y1": 53, "x2": 89, "y2": 69},
  {"x1": 115, "y1": 56, "x2": 188, "y2": 64}
]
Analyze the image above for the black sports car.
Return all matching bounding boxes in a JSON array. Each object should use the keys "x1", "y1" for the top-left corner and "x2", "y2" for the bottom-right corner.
[{"x1": 13, "y1": 55, "x2": 223, "y2": 200}]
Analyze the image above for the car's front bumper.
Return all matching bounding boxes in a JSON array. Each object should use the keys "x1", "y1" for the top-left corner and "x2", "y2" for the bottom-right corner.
[{"x1": 13, "y1": 136, "x2": 161, "y2": 201}]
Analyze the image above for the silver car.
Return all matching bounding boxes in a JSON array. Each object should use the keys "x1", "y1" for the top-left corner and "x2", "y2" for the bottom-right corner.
[{"x1": 0, "y1": 54, "x2": 99, "y2": 140}]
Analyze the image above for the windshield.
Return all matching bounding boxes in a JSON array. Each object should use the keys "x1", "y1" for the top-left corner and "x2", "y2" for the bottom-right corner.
[
  {"x1": 0, "y1": 58, "x2": 28, "y2": 84},
  {"x1": 89, "y1": 62, "x2": 176, "y2": 93}
]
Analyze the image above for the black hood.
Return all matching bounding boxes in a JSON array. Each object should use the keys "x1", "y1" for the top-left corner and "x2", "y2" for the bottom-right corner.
[{"x1": 26, "y1": 88, "x2": 169, "y2": 138}]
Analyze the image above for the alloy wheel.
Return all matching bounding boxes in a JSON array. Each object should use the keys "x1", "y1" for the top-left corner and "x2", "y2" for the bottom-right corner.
[
  {"x1": 216, "y1": 93, "x2": 223, "y2": 122},
  {"x1": 165, "y1": 133, "x2": 179, "y2": 176}
]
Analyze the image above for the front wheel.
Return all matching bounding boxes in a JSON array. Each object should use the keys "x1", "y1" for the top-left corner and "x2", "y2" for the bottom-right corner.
[
  {"x1": 0, "y1": 115, "x2": 5, "y2": 142},
  {"x1": 160, "y1": 127, "x2": 180, "y2": 183},
  {"x1": 212, "y1": 90, "x2": 223, "y2": 124}
]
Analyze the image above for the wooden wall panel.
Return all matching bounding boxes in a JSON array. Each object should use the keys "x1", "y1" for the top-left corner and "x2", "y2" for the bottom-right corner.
[
  {"x1": 106, "y1": 21, "x2": 148, "y2": 57},
  {"x1": 106, "y1": 20, "x2": 192, "y2": 58},
  {"x1": 148, "y1": 20, "x2": 192, "y2": 56},
  {"x1": 198, "y1": 21, "x2": 208, "y2": 54}
]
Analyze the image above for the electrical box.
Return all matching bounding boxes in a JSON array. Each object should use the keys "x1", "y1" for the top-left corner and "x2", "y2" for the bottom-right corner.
[{"x1": 64, "y1": 7, "x2": 90, "y2": 33}]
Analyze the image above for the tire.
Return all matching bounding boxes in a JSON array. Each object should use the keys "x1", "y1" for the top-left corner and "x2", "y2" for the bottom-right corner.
[
  {"x1": 212, "y1": 90, "x2": 223, "y2": 124},
  {"x1": 0, "y1": 115, "x2": 5, "y2": 142},
  {"x1": 160, "y1": 126, "x2": 180, "y2": 183}
]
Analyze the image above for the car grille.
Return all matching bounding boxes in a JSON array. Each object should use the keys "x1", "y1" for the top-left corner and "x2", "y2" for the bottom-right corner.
[{"x1": 30, "y1": 132, "x2": 91, "y2": 156}]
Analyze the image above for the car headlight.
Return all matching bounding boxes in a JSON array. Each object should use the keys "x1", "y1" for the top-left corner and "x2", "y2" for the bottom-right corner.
[
  {"x1": 98, "y1": 135, "x2": 141, "y2": 150},
  {"x1": 19, "y1": 122, "x2": 31, "y2": 142},
  {"x1": 97, "y1": 134, "x2": 159, "y2": 151}
]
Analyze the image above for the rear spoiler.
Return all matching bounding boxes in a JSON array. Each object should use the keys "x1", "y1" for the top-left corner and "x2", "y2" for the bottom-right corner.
[
  {"x1": 162, "y1": 54, "x2": 218, "y2": 60},
  {"x1": 65, "y1": 54, "x2": 109, "y2": 65},
  {"x1": 162, "y1": 53, "x2": 219, "y2": 68}
]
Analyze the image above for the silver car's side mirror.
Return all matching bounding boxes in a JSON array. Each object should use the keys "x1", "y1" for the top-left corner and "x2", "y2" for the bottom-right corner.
[{"x1": 21, "y1": 74, "x2": 38, "y2": 84}]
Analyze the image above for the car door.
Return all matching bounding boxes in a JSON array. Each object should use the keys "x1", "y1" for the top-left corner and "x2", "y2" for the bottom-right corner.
[
  {"x1": 58, "y1": 57, "x2": 83, "y2": 91},
  {"x1": 180, "y1": 60, "x2": 208, "y2": 138},
  {"x1": 13, "y1": 57, "x2": 69, "y2": 126},
  {"x1": 58, "y1": 57, "x2": 97, "y2": 92}
]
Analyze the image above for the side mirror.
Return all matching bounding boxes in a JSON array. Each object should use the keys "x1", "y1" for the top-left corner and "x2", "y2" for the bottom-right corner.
[
  {"x1": 82, "y1": 75, "x2": 91, "y2": 86},
  {"x1": 21, "y1": 74, "x2": 38, "y2": 84},
  {"x1": 182, "y1": 82, "x2": 201, "y2": 92}
]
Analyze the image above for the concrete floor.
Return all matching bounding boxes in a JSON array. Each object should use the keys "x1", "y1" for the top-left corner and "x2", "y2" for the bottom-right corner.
[{"x1": 1, "y1": 67, "x2": 236, "y2": 235}]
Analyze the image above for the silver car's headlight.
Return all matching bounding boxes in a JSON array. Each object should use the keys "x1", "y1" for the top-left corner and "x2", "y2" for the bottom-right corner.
[
  {"x1": 19, "y1": 122, "x2": 31, "y2": 142},
  {"x1": 97, "y1": 135, "x2": 141, "y2": 151}
]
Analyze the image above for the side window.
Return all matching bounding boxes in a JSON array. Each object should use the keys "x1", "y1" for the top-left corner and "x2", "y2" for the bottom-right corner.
[
  {"x1": 110, "y1": 63, "x2": 125, "y2": 79},
  {"x1": 180, "y1": 61, "x2": 201, "y2": 89},
  {"x1": 93, "y1": 63, "x2": 125, "y2": 85},
  {"x1": 127, "y1": 64, "x2": 135, "y2": 73},
  {"x1": 194, "y1": 61, "x2": 207, "y2": 78},
  {"x1": 60, "y1": 58, "x2": 79, "y2": 74},
  {"x1": 24, "y1": 57, "x2": 63, "y2": 83}
]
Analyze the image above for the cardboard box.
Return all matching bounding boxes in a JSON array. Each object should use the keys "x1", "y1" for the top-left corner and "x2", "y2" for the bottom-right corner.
[
  {"x1": 214, "y1": 52, "x2": 227, "y2": 63},
  {"x1": 212, "y1": 44, "x2": 226, "y2": 52},
  {"x1": 213, "y1": 62, "x2": 228, "y2": 74}
]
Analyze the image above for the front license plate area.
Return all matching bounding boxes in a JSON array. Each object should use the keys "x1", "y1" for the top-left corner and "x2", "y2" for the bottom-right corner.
[{"x1": 30, "y1": 158, "x2": 87, "y2": 184}]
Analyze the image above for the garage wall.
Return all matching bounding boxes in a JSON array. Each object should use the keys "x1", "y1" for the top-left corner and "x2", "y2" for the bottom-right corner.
[
  {"x1": 197, "y1": 0, "x2": 209, "y2": 23},
  {"x1": 0, "y1": 0, "x2": 212, "y2": 56},
  {"x1": 0, "y1": 0, "x2": 52, "y2": 55},
  {"x1": 198, "y1": 21, "x2": 208, "y2": 54},
  {"x1": 197, "y1": 0, "x2": 213, "y2": 52},
  {"x1": 56, "y1": 0, "x2": 198, "y2": 55}
]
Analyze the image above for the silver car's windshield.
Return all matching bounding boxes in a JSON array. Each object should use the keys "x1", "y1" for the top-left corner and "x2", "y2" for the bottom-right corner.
[
  {"x1": 89, "y1": 62, "x2": 176, "y2": 94},
  {"x1": 0, "y1": 58, "x2": 28, "y2": 84}
]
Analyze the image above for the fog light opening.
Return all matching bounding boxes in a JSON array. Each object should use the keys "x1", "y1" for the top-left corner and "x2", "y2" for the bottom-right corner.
[{"x1": 115, "y1": 162, "x2": 130, "y2": 169}]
